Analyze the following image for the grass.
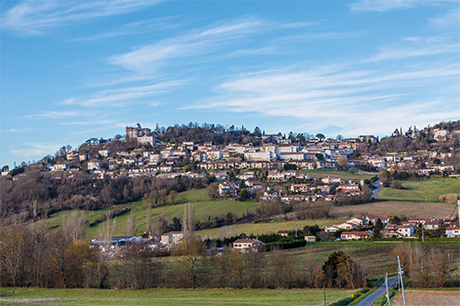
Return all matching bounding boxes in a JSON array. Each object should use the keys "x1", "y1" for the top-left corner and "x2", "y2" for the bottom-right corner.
[
  {"x1": 377, "y1": 177, "x2": 460, "y2": 202},
  {"x1": 39, "y1": 189, "x2": 259, "y2": 239},
  {"x1": 331, "y1": 200, "x2": 456, "y2": 218},
  {"x1": 195, "y1": 219, "x2": 347, "y2": 239},
  {"x1": 297, "y1": 169, "x2": 375, "y2": 180},
  {"x1": 0, "y1": 287, "x2": 359, "y2": 306}
]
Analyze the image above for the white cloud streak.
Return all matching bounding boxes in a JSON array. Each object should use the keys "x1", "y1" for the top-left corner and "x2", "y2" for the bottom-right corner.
[
  {"x1": 429, "y1": 7, "x2": 460, "y2": 27},
  {"x1": 1, "y1": 0, "x2": 162, "y2": 36},
  {"x1": 108, "y1": 17, "x2": 271, "y2": 73},
  {"x1": 9, "y1": 142, "x2": 62, "y2": 157},
  {"x1": 60, "y1": 80, "x2": 184, "y2": 107},
  {"x1": 349, "y1": 0, "x2": 446, "y2": 12}
]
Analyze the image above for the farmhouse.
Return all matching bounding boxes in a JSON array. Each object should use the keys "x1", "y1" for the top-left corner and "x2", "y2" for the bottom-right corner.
[{"x1": 232, "y1": 238, "x2": 264, "y2": 253}]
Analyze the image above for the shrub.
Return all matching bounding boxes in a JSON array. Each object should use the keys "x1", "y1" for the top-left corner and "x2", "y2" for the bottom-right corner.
[{"x1": 390, "y1": 180, "x2": 402, "y2": 189}]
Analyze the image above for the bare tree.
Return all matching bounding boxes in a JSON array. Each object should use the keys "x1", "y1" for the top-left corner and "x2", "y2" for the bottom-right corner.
[{"x1": 125, "y1": 206, "x2": 137, "y2": 236}]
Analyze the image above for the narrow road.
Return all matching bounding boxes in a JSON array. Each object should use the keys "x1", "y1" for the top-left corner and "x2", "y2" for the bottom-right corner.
[
  {"x1": 356, "y1": 276, "x2": 398, "y2": 306},
  {"x1": 371, "y1": 178, "x2": 382, "y2": 199}
]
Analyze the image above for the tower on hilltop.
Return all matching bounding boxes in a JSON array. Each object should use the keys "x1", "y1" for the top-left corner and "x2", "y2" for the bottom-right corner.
[{"x1": 126, "y1": 123, "x2": 155, "y2": 146}]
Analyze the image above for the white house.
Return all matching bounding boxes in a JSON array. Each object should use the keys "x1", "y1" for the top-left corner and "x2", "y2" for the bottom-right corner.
[
  {"x1": 446, "y1": 227, "x2": 460, "y2": 238},
  {"x1": 161, "y1": 231, "x2": 184, "y2": 245},
  {"x1": 232, "y1": 238, "x2": 264, "y2": 253}
]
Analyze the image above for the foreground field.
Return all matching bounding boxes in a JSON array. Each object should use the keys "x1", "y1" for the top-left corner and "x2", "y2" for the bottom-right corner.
[
  {"x1": 331, "y1": 200, "x2": 456, "y2": 218},
  {"x1": 377, "y1": 177, "x2": 459, "y2": 202},
  {"x1": 0, "y1": 288, "x2": 358, "y2": 306},
  {"x1": 392, "y1": 289, "x2": 460, "y2": 306}
]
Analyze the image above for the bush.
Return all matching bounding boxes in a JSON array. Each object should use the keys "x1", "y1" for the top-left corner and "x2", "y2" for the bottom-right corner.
[
  {"x1": 439, "y1": 193, "x2": 460, "y2": 203},
  {"x1": 391, "y1": 180, "x2": 402, "y2": 189}
]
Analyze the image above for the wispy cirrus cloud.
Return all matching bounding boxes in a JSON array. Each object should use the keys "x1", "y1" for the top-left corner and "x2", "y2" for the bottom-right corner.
[
  {"x1": 349, "y1": 0, "x2": 444, "y2": 12},
  {"x1": 188, "y1": 50, "x2": 460, "y2": 136},
  {"x1": 363, "y1": 36, "x2": 460, "y2": 62},
  {"x1": 1, "y1": 0, "x2": 163, "y2": 36},
  {"x1": 9, "y1": 142, "x2": 63, "y2": 157},
  {"x1": 108, "y1": 17, "x2": 273, "y2": 74},
  {"x1": 60, "y1": 80, "x2": 184, "y2": 107},
  {"x1": 23, "y1": 111, "x2": 90, "y2": 119},
  {"x1": 69, "y1": 17, "x2": 179, "y2": 42},
  {"x1": 429, "y1": 7, "x2": 460, "y2": 27}
]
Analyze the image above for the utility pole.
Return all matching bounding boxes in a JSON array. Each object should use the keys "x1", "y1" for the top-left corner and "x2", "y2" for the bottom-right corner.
[
  {"x1": 397, "y1": 256, "x2": 407, "y2": 306},
  {"x1": 457, "y1": 200, "x2": 460, "y2": 228},
  {"x1": 323, "y1": 282, "x2": 326, "y2": 306},
  {"x1": 385, "y1": 272, "x2": 391, "y2": 306}
]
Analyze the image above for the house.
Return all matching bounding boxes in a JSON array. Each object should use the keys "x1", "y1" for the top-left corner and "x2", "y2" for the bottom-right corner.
[
  {"x1": 245, "y1": 180, "x2": 263, "y2": 190},
  {"x1": 304, "y1": 236, "x2": 316, "y2": 242},
  {"x1": 446, "y1": 227, "x2": 460, "y2": 238},
  {"x1": 87, "y1": 160, "x2": 101, "y2": 170},
  {"x1": 218, "y1": 182, "x2": 239, "y2": 197},
  {"x1": 340, "y1": 231, "x2": 371, "y2": 240},
  {"x1": 277, "y1": 230, "x2": 290, "y2": 237},
  {"x1": 161, "y1": 231, "x2": 184, "y2": 245},
  {"x1": 325, "y1": 225, "x2": 339, "y2": 233},
  {"x1": 385, "y1": 224, "x2": 414, "y2": 238},
  {"x1": 365, "y1": 215, "x2": 391, "y2": 226},
  {"x1": 90, "y1": 236, "x2": 137, "y2": 252},
  {"x1": 232, "y1": 238, "x2": 264, "y2": 253},
  {"x1": 290, "y1": 184, "x2": 309, "y2": 193},
  {"x1": 51, "y1": 163, "x2": 68, "y2": 171}
]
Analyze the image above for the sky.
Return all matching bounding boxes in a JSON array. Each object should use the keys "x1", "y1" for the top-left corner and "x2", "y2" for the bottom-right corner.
[{"x1": 1, "y1": 0, "x2": 459, "y2": 168}]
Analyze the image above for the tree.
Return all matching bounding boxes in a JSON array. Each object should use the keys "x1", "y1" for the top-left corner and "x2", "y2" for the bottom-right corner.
[
  {"x1": 183, "y1": 202, "x2": 195, "y2": 237},
  {"x1": 322, "y1": 250, "x2": 365, "y2": 288},
  {"x1": 316, "y1": 133, "x2": 325, "y2": 141},
  {"x1": 174, "y1": 237, "x2": 204, "y2": 288},
  {"x1": 239, "y1": 189, "x2": 249, "y2": 201},
  {"x1": 125, "y1": 207, "x2": 137, "y2": 236},
  {"x1": 169, "y1": 190, "x2": 177, "y2": 204},
  {"x1": 373, "y1": 218, "x2": 383, "y2": 238}
]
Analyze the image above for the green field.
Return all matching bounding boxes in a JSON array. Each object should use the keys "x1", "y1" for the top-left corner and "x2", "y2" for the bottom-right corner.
[
  {"x1": 297, "y1": 169, "x2": 375, "y2": 180},
  {"x1": 377, "y1": 177, "x2": 460, "y2": 202},
  {"x1": 196, "y1": 219, "x2": 347, "y2": 239},
  {"x1": 0, "y1": 287, "x2": 358, "y2": 306},
  {"x1": 40, "y1": 189, "x2": 259, "y2": 239}
]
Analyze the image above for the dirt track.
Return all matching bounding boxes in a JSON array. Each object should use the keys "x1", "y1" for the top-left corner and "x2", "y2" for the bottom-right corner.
[{"x1": 392, "y1": 289, "x2": 460, "y2": 306}]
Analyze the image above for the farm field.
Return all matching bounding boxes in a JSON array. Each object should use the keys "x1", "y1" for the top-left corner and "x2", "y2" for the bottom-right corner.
[
  {"x1": 297, "y1": 169, "x2": 375, "y2": 180},
  {"x1": 286, "y1": 241, "x2": 460, "y2": 278},
  {"x1": 331, "y1": 200, "x2": 456, "y2": 218},
  {"x1": 0, "y1": 287, "x2": 359, "y2": 306},
  {"x1": 195, "y1": 219, "x2": 347, "y2": 239},
  {"x1": 377, "y1": 177, "x2": 460, "y2": 202}
]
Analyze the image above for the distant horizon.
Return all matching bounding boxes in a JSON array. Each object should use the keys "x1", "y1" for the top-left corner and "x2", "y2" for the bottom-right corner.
[{"x1": 1, "y1": 0, "x2": 459, "y2": 168}]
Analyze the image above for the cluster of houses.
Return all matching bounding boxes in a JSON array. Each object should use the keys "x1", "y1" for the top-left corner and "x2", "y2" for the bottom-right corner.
[
  {"x1": 324, "y1": 215, "x2": 460, "y2": 240},
  {"x1": 3, "y1": 123, "x2": 456, "y2": 181},
  {"x1": 216, "y1": 172, "x2": 368, "y2": 203},
  {"x1": 90, "y1": 213, "x2": 460, "y2": 256},
  {"x1": 90, "y1": 231, "x2": 266, "y2": 254}
]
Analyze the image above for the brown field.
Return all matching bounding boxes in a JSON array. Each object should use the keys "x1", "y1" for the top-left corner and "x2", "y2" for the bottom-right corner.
[
  {"x1": 331, "y1": 201, "x2": 456, "y2": 218},
  {"x1": 392, "y1": 290, "x2": 460, "y2": 306}
]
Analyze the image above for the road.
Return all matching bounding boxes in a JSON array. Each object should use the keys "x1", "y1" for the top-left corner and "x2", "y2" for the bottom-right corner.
[
  {"x1": 371, "y1": 179, "x2": 383, "y2": 199},
  {"x1": 356, "y1": 276, "x2": 398, "y2": 306}
]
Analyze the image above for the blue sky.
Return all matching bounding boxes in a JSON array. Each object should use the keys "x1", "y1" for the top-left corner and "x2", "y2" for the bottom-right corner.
[{"x1": 1, "y1": 0, "x2": 459, "y2": 168}]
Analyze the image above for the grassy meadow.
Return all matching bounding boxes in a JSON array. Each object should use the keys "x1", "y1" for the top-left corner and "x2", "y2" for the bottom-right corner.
[
  {"x1": 0, "y1": 287, "x2": 359, "y2": 306},
  {"x1": 40, "y1": 189, "x2": 260, "y2": 239},
  {"x1": 196, "y1": 219, "x2": 347, "y2": 239},
  {"x1": 377, "y1": 177, "x2": 460, "y2": 202}
]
